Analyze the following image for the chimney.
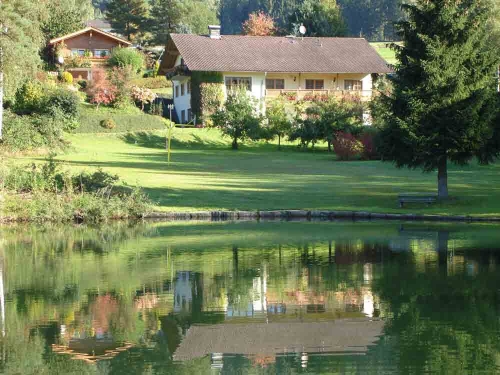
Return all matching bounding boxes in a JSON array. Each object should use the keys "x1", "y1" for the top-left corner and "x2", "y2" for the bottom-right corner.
[{"x1": 208, "y1": 25, "x2": 221, "y2": 39}]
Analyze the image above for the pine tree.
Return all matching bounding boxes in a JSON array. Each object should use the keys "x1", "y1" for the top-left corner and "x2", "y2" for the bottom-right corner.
[
  {"x1": 42, "y1": 0, "x2": 94, "y2": 40},
  {"x1": 373, "y1": 0, "x2": 500, "y2": 199},
  {"x1": 106, "y1": 0, "x2": 148, "y2": 41},
  {"x1": 146, "y1": 0, "x2": 181, "y2": 45}
]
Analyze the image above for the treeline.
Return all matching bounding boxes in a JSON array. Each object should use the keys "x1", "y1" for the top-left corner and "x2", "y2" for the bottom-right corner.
[
  {"x1": 95, "y1": 0, "x2": 401, "y2": 42},
  {"x1": 220, "y1": 0, "x2": 403, "y2": 40}
]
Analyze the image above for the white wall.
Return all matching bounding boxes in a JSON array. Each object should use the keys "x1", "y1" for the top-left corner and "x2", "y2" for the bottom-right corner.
[
  {"x1": 172, "y1": 77, "x2": 191, "y2": 123},
  {"x1": 222, "y1": 72, "x2": 266, "y2": 113}
]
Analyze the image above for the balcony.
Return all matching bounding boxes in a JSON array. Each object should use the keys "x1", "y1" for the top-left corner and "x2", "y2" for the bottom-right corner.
[{"x1": 265, "y1": 89, "x2": 375, "y2": 102}]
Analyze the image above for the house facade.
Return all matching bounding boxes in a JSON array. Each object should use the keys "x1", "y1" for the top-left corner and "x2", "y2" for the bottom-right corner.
[
  {"x1": 159, "y1": 26, "x2": 392, "y2": 124},
  {"x1": 48, "y1": 27, "x2": 132, "y2": 80}
]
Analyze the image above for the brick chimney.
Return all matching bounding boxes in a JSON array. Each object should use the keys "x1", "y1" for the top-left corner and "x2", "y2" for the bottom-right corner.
[{"x1": 208, "y1": 25, "x2": 221, "y2": 40}]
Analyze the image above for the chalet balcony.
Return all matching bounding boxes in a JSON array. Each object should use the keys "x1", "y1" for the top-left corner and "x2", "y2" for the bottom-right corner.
[{"x1": 265, "y1": 89, "x2": 375, "y2": 102}]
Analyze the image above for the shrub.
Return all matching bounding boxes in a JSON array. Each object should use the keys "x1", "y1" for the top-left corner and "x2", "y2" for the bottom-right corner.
[
  {"x1": 46, "y1": 88, "x2": 80, "y2": 130},
  {"x1": 131, "y1": 86, "x2": 157, "y2": 111},
  {"x1": 13, "y1": 81, "x2": 46, "y2": 115},
  {"x1": 72, "y1": 168, "x2": 119, "y2": 193},
  {"x1": 108, "y1": 47, "x2": 145, "y2": 73},
  {"x1": 100, "y1": 118, "x2": 116, "y2": 129},
  {"x1": 130, "y1": 76, "x2": 171, "y2": 89},
  {"x1": 2, "y1": 111, "x2": 66, "y2": 151},
  {"x1": 109, "y1": 66, "x2": 135, "y2": 108},
  {"x1": 87, "y1": 68, "x2": 117, "y2": 107},
  {"x1": 77, "y1": 80, "x2": 88, "y2": 90},
  {"x1": 359, "y1": 127, "x2": 381, "y2": 160},
  {"x1": 332, "y1": 131, "x2": 364, "y2": 161},
  {"x1": 60, "y1": 71, "x2": 74, "y2": 84}
]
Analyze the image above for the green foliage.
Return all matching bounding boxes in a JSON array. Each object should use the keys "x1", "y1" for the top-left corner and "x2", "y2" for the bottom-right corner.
[
  {"x1": 147, "y1": 0, "x2": 182, "y2": 45},
  {"x1": 42, "y1": 0, "x2": 94, "y2": 40},
  {"x1": 13, "y1": 81, "x2": 46, "y2": 115},
  {"x1": 59, "y1": 71, "x2": 74, "y2": 84},
  {"x1": 2, "y1": 111, "x2": 67, "y2": 151},
  {"x1": 108, "y1": 48, "x2": 145, "y2": 73},
  {"x1": 109, "y1": 66, "x2": 136, "y2": 107},
  {"x1": 105, "y1": 0, "x2": 148, "y2": 41},
  {"x1": 290, "y1": 97, "x2": 363, "y2": 149},
  {"x1": 373, "y1": 0, "x2": 500, "y2": 198},
  {"x1": 266, "y1": 97, "x2": 293, "y2": 148},
  {"x1": 199, "y1": 83, "x2": 224, "y2": 126},
  {"x1": 211, "y1": 89, "x2": 263, "y2": 149},
  {"x1": 191, "y1": 71, "x2": 224, "y2": 121},
  {"x1": 130, "y1": 76, "x2": 172, "y2": 89},
  {"x1": 177, "y1": 0, "x2": 219, "y2": 35},
  {"x1": 0, "y1": 0, "x2": 46, "y2": 100},
  {"x1": 100, "y1": 118, "x2": 117, "y2": 129},
  {"x1": 288, "y1": 0, "x2": 347, "y2": 37},
  {"x1": 332, "y1": 131, "x2": 364, "y2": 160},
  {"x1": 1, "y1": 159, "x2": 152, "y2": 222},
  {"x1": 46, "y1": 88, "x2": 81, "y2": 126}
]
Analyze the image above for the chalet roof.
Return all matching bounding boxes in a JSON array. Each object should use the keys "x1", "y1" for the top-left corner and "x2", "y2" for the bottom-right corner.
[
  {"x1": 162, "y1": 34, "x2": 392, "y2": 74},
  {"x1": 48, "y1": 27, "x2": 131, "y2": 46},
  {"x1": 173, "y1": 319, "x2": 384, "y2": 361}
]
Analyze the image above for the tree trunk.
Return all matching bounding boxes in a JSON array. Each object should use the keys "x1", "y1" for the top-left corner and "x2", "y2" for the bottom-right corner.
[
  {"x1": 278, "y1": 135, "x2": 281, "y2": 150},
  {"x1": 328, "y1": 141, "x2": 332, "y2": 152},
  {"x1": 0, "y1": 47, "x2": 3, "y2": 141},
  {"x1": 232, "y1": 137, "x2": 238, "y2": 150},
  {"x1": 437, "y1": 157, "x2": 448, "y2": 199}
]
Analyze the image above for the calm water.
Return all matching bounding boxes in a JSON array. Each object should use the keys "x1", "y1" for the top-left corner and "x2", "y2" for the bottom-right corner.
[{"x1": 0, "y1": 221, "x2": 499, "y2": 374}]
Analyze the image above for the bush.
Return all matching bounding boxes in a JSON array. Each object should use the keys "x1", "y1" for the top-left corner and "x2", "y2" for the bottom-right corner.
[
  {"x1": 14, "y1": 81, "x2": 46, "y2": 115},
  {"x1": 131, "y1": 86, "x2": 157, "y2": 111},
  {"x1": 109, "y1": 66, "x2": 135, "y2": 108},
  {"x1": 108, "y1": 47, "x2": 145, "y2": 73},
  {"x1": 2, "y1": 111, "x2": 66, "y2": 151},
  {"x1": 77, "y1": 80, "x2": 88, "y2": 90},
  {"x1": 60, "y1": 71, "x2": 74, "y2": 84},
  {"x1": 87, "y1": 68, "x2": 117, "y2": 107},
  {"x1": 100, "y1": 118, "x2": 116, "y2": 129},
  {"x1": 359, "y1": 127, "x2": 381, "y2": 160},
  {"x1": 130, "y1": 76, "x2": 171, "y2": 89},
  {"x1": 332, "y1": 132, "x2": 364, "y2": 161},
  {"x1": 46, "y1": 88, "x2": 80, "y2": 130}
]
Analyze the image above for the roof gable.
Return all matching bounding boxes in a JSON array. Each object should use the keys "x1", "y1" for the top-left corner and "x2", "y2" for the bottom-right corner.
[
  {"x1": 48, "y1": 27, "x2": 131, "y2": 46},
  {"x1": 162, "y1": 34, "x2": 391, "y2": 74}
]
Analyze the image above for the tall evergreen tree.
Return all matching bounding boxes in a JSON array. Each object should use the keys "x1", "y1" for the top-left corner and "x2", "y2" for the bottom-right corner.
[
  {"x1": 106, "y1": 0, "x2": 148, "y2": 41},
  {"x1": 147, "y1": 0, "x2": 182, "y2": 45},
  {"x1": 373, "y1": 0, "x2": 500, "y2": 198}
]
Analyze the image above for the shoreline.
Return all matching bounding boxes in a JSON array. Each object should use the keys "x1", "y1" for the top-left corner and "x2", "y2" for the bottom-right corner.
[{"x1": 2, "y1": 209, "x2": 500, "y2": 224}]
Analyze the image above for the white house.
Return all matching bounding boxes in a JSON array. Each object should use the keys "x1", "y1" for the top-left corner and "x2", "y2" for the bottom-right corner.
[{"x1": 159, "y1": 25, "x2": 392, "y2": 124}]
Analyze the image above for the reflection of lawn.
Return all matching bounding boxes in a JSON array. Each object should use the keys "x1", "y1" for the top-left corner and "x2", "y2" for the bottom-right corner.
[{"x1": 16, "y1": 128, "x2": 500, "y2": 216}]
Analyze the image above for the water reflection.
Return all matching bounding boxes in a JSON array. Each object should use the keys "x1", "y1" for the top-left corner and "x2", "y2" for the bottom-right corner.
[{"x1": 0, "y1": 222, "x2": 499, "y2": 374}]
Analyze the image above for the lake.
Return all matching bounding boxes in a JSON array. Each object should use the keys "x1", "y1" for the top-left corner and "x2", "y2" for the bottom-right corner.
[{"x1": 0, "y1": 220, "x2": 499, "y2": 374}]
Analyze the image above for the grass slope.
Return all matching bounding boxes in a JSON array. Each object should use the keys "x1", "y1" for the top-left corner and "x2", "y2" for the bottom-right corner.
[
  {"x1": 76, "y1": 103, "x2": 166, "y2": 133},
  {"x1": 15, "y1": 128, "x2": 500, "y2": 216},
  {"x1": 370, "y1": 42, "x2": 399, "y2": 65}
]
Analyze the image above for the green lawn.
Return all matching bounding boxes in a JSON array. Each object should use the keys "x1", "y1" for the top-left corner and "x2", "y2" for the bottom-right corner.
[
  {"x1": 370, "y1": 42, "x2": 400, "y2": 65},
  {"x1": 14, "y1": 128, "x2": 500, "y2": 216}
]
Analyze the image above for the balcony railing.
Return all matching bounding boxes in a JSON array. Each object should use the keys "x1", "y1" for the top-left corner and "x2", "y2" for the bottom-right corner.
[{"x1": 265, "y1": 89, "x2": 375, "y2": 102}]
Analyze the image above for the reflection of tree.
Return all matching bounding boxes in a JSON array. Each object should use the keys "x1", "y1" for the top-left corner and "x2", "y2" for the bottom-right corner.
[{"x1": 373, "y1": 249, "x2": 500, "y2": 373}]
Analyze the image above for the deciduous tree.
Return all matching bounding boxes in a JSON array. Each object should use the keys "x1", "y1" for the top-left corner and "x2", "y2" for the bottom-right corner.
[
  {"x1": 373, "y1": 0, "x2": 500, "y2": 199},
  {"x1": 242, "y1": 11, "x2": 275, "y2": 36}
]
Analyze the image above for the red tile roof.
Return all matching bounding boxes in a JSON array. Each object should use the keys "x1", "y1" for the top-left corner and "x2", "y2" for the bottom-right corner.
[{"x1": 167, "y1": 34, "x2": 392, "y2": 74}]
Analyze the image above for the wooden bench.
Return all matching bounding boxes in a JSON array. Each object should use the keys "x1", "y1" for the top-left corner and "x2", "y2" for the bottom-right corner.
[{"x1": 398, "y1": 193, "x2": 437, "y2": 208}]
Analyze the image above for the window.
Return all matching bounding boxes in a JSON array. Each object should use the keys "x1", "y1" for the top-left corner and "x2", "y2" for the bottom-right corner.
[
  {"x1": 225, "y1": 77, "x2": 252, "y2": 91},
  {"x1": 187, "y1": 81, "x2": 191, "y2": 94},
  {"x1": 187, "y1": 108, "x2": 192, "y2": 121},
  {"x1": 181, "y1": 83, "x2": 185, "y2": 96},
  {"x1": 175, "y1": 85, "x2": 179, "y2": 98},
  {"x1": 344, "y1": 80, "x2": 363, "y2": 91},
  {"x1": 305, "y1": 80, "x2": 324, "y2": 90},
  {"x1": 181, "y1": 110, "x2": 186, "y2": 124},
  {"x1": 94, "y1": 49, "x2": 110, "y2": 58},
  {"x1": 71, "y1": 49, "x2": 86, "y2": 57},
  {"x1": 266, "y1": 79, "x2": 285, "y2": 90}
]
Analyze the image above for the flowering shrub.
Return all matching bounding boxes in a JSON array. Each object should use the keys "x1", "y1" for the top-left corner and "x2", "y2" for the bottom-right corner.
[
  {"x1": 86, "y1": 68, "x2": 117, "y2": 108},
  {"x1": 131, "y1": 86, "x2": 157, "y2": 111},
  {"x1": 332, "y1": 131, "x2": 364, "y2": 161},
  {"x1": 60, "y1": 71, "x2": 74, "y2": 84},
  {"x1": 280, "y1": 91, "x2": 297, "y2": 101},
  {"x1": 303, "y1": 93, "x2": 329, "y2": 102},
  {"x1": 359, "y1": 127, "x2": 381, "y2": 160}
]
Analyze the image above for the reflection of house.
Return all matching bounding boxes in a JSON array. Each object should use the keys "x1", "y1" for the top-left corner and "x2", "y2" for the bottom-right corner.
[
  {"x1": 48, "y1": 27, "x2": 132, "y2": 80},
  {"x1": 159, "y1": 25, "x2": 392, "y2": 124},
  {"x1": 174, "y1": 319, "x2": 383, "y2": 362}
]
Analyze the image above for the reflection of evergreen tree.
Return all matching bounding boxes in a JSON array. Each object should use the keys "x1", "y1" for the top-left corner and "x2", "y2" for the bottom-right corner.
[{"x1": 373, "y1": 250, "x2": 500, "y2": 373}]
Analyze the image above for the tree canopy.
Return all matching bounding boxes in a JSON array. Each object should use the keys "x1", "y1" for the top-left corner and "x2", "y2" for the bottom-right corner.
[{"x1": 106, "y1": 0, "x2": 149, "y2": 41}]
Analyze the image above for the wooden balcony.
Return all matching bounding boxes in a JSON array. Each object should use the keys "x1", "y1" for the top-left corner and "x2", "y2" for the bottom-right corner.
[{"x1": 265, "y1": 89, "x2": 375, "y2": 102}]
